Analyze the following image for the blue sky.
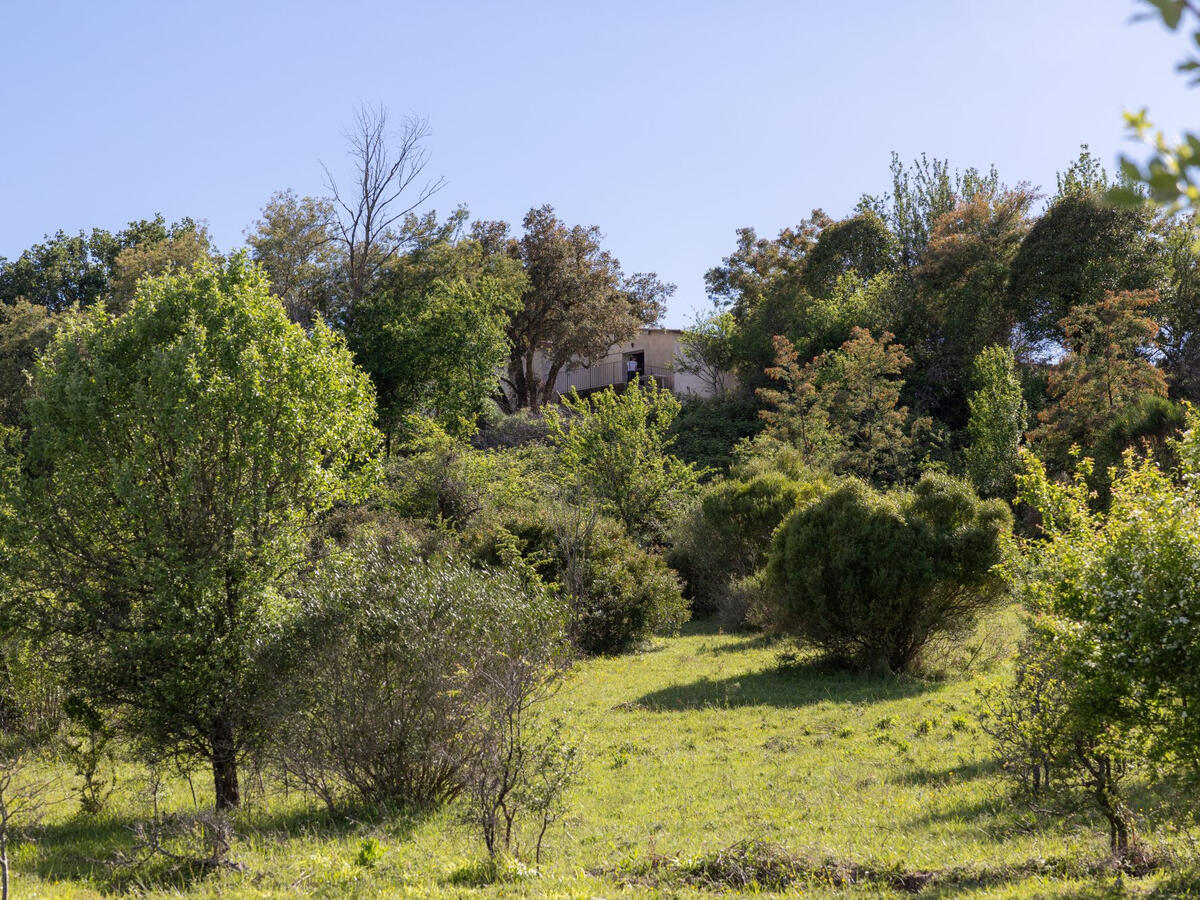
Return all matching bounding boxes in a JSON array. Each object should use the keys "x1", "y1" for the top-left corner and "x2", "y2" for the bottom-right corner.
[{"x1": 0, "y1": 1, "x2": 1194, "y2": 326}]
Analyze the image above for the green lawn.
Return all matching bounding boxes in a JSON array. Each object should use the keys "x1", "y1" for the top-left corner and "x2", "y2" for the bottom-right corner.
[{"x1": 15, "y1": 617, "x2": 1194, "y2": 897}]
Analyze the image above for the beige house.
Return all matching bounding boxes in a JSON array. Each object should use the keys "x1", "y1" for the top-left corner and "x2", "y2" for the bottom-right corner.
[{"x1": 543, "y1": 327, "x2": 735, "y2": 400}]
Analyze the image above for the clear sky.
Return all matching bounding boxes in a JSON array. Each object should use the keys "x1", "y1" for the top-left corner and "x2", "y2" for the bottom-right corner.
[{"x1": 1, "y1": 1, "x2": 1194, "y2": 326}]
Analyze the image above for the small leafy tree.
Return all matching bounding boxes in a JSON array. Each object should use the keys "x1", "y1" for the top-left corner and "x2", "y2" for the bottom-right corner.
[
  {"x1": 1030, "y1": 290, "x2": 1167, "y2": 473},
  {"x1": 759, "y1": 328, "x2": 915, "y2": 484},
  {"x1": 763, "y1": 472, "x2": 1011, "y2": 673},
  {"x1": 544, "y1": 378, "x2": 700, "y2": 545},
  {"x1": 674, "y1": 308, "x2": 736, "y2": 396},
  {"x1": 965, "y1": 345, "x2": 1028, "y2": 498},
  {"x1": 1015, "y1": 417, "x2": 1200, "y2": 788},
  {"x1": 14, "y1": 257, "x2": 380, "y2": 809},
  {"x1": 992, "y1": 438, "x2": 1200, "y2": 853}
]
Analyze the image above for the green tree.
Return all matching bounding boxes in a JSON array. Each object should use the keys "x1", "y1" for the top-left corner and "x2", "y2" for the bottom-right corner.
[
  {"x1": 1009, "y1": 186, "x2": 1163, "y2": 344},
  {"x1": 857, "y1": 152, "x2": 1000, "y2": 270},
  {"x1": 802, "y1": 210, "x2": 898, "y2": 298},
  {"x1": 13, "y1": 257, "x2": 380, "y2": 809},
  {"x1": 348, "y1": 214, "x2": 525, "y2": 445},
  {"x1": 1030, "y1": 290, "x2": 1168, "y2": 472},
  {"x1": 0, "y1": 215, "x2": 204, "y2": 312},
  {"x1": 965, "y1": 346, "x2": 1028, "y2": 499},
  {"x1": 0, "y1": 301, "x2": 57, "y2": 430},
  {"x1": 703, "y1": 215, "x2": 827, "y2": 319},
  {"x1": 107, "y1": 221, "x2": 216, "y2": 312},
  {"x1": 246, "y1": 189, "x2": 341, "y2": 327},
  {"x1": 544, "y1": 378, "x2": 699, "y2": 545},
  {"x1": 673, "y1": 307, "x2": 736, "y2": 396},
  {"x1": 497, "y1": 206, "x2": 672, "y2": 411},
  {"x1": 1009, "y1": 423, "x2": 1200, "y2": 849},
  {"x1": 908, "y1": 189, "x2": 1034, "y2": 423}
]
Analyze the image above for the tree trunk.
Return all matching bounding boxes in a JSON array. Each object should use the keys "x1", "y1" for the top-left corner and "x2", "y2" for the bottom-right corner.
[
  {"x1": 212, "y1": 716, "x2": 240, "y2": 810},
  {"x1": 525, "y1": 351, "x2": 541, "y2": 413}
]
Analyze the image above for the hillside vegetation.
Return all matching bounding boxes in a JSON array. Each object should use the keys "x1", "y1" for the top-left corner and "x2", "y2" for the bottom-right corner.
[{"x1": 9, "y1": 616, "x2": 1195, "y2": 898}]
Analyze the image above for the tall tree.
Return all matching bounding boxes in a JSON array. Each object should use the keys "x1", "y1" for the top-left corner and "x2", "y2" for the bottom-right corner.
[
  {"x1": 803, "y1": 210, "x2": 898, "y2": 298},
  {"x1": 323, "y1": 104, "x2": 445, "y2": 313},
  {"x1": 348, "y1": 211, "x2": 526, "y2": 444},
  {"x1": 246, "y1": 190, "x2": 341, "y2": 327},
  {"x1": 858, "y1": 152, "x2": 1000, "y2": 270},
  {"x1": 704, "y1": 214, "x2": 828, "y2": 319},
  {"x1": 965, "y1": 345, "x2": 1028, "y2": 499},
  {"x1": 498, "y1": 206, "x2": 672, "y2": 411},
  {"x1": 1030, "y1": 290, "x2": 1168, "y2": 471},
  {"x1": 1009, "y1": 173, "x2": 1164, "y2": 344},
  {"x1": 11, "y1": 257, "x2": 379, "y2": 809},
  {"x1": 906, "y1": 188, "x2": 1035, "y2": 422}
]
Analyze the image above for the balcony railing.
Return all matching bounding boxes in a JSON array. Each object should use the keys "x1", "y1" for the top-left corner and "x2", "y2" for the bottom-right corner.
[{"x1": 560, "y1": 363, "x2": 674, "y2": 395}]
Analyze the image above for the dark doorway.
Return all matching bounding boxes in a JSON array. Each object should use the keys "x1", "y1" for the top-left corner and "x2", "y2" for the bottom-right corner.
[{"x1": 624, "y1": 350, "x2": 645, "y2": 383}]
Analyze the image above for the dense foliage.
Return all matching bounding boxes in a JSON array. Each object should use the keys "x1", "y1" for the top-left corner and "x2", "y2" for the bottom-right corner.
[
  {"x1": 7, "y1": 258, "x2": 380, "y2": 809},
  {"x1": 274, "y1": 540, "x2": 568, "y2": 811},
  {"x1": 763, "y1": 473, "x2": 1011, "y2": 673}
]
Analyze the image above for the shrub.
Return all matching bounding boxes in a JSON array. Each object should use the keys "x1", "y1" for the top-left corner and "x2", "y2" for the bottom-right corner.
[
  {"x1": 669, "y1": 464, "x2": 827, "y2": 620},
  {"x1": 544, "y1": 380, "x2": 700, "y2": 545},
  {"x1": 763, "y1": 472, "x2": 1011, "y2": 673},
  {"x1": 571, "y1": 517, "x2": 689, "y2": 654},
  {"x1": 667, "y1": 395, "x2": 764, "y2": 475},
  {"x1": 272, "y1": 540, "x2": 568, "y2": 811}
]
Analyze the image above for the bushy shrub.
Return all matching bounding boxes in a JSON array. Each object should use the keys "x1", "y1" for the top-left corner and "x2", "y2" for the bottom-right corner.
[
  {"x1": 271, "y1": 540, "x2": 568, "y2": 811},
  {"x1": 667, "y1": 395, "x2": 765, "y2": 475},
  {"x1": 669, "y1": 462, "x2": 827, "y2": 621},
  {"x1": 571, "y1": 517, "x2": 689, "y2": 654},
  {"x1": 762, "y1": 472, "x2": 1011, "y2": 673},
  {"x1": 544, "y1": 380, "x2": 700, "y2": 546}
]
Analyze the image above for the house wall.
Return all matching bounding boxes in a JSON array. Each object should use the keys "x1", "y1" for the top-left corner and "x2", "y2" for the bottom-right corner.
[{"x1": 535, "y1": 328, "x2": 736, "y2": 399}]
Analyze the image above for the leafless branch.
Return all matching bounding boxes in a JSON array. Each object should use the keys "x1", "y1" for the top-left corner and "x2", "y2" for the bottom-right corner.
[{"x1": 321, "y1": 103, "x2": 446, "y2": 305}]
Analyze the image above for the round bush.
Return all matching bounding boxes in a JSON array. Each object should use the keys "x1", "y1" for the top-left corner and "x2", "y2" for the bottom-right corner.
[
  {"x1": 764, "y1": 472, "x2": 1011, "y2": 673},
  {"x1": 669, "y1": 461, "x2": 827, "y2": 620}
]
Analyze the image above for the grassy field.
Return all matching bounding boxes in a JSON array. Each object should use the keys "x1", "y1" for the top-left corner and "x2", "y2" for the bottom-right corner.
[{"x1": 14, "y1": 615, "x2": 1196, "y2": 897}]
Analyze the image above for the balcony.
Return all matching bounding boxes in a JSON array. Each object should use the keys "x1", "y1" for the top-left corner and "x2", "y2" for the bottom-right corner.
[{"x1": 560, "y1": 362, "x2": 674, "y2": 396}]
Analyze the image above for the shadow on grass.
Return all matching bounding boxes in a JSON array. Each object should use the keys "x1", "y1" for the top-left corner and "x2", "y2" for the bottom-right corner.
[
  {"x1": 27, "y1": 797, "x2": 425, "y2": 893},
  {"x1": 239, "y1": 796, "x2": 425, "y2": 842},
  {"x1": 631, "y1": 660, "x2": 939, "y2": 711},
  {"x1": 27, "y1": 813, "x2": 135, "y2": 885},
  {"x1": 890, "y1": 757, "x2": 999, "y2": 788}
]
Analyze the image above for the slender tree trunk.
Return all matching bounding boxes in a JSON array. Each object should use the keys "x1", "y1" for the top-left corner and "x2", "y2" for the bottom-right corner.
[
  {"x1": 525, "y1": 351, "x2": 540, "y2": 413},
  {"x1": 212, "y1": 716, "x2": 240, "y2": 810}
]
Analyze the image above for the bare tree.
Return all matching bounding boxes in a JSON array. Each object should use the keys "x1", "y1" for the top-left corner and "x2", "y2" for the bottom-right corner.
[{"x1": 323, "y1": 103, "x2": 445, "y2": 310}]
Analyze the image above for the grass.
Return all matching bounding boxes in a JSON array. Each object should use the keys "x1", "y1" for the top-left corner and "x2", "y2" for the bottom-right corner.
[{"x1": 10, "y1": 612, "x2": 1198, "y2": 897}]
